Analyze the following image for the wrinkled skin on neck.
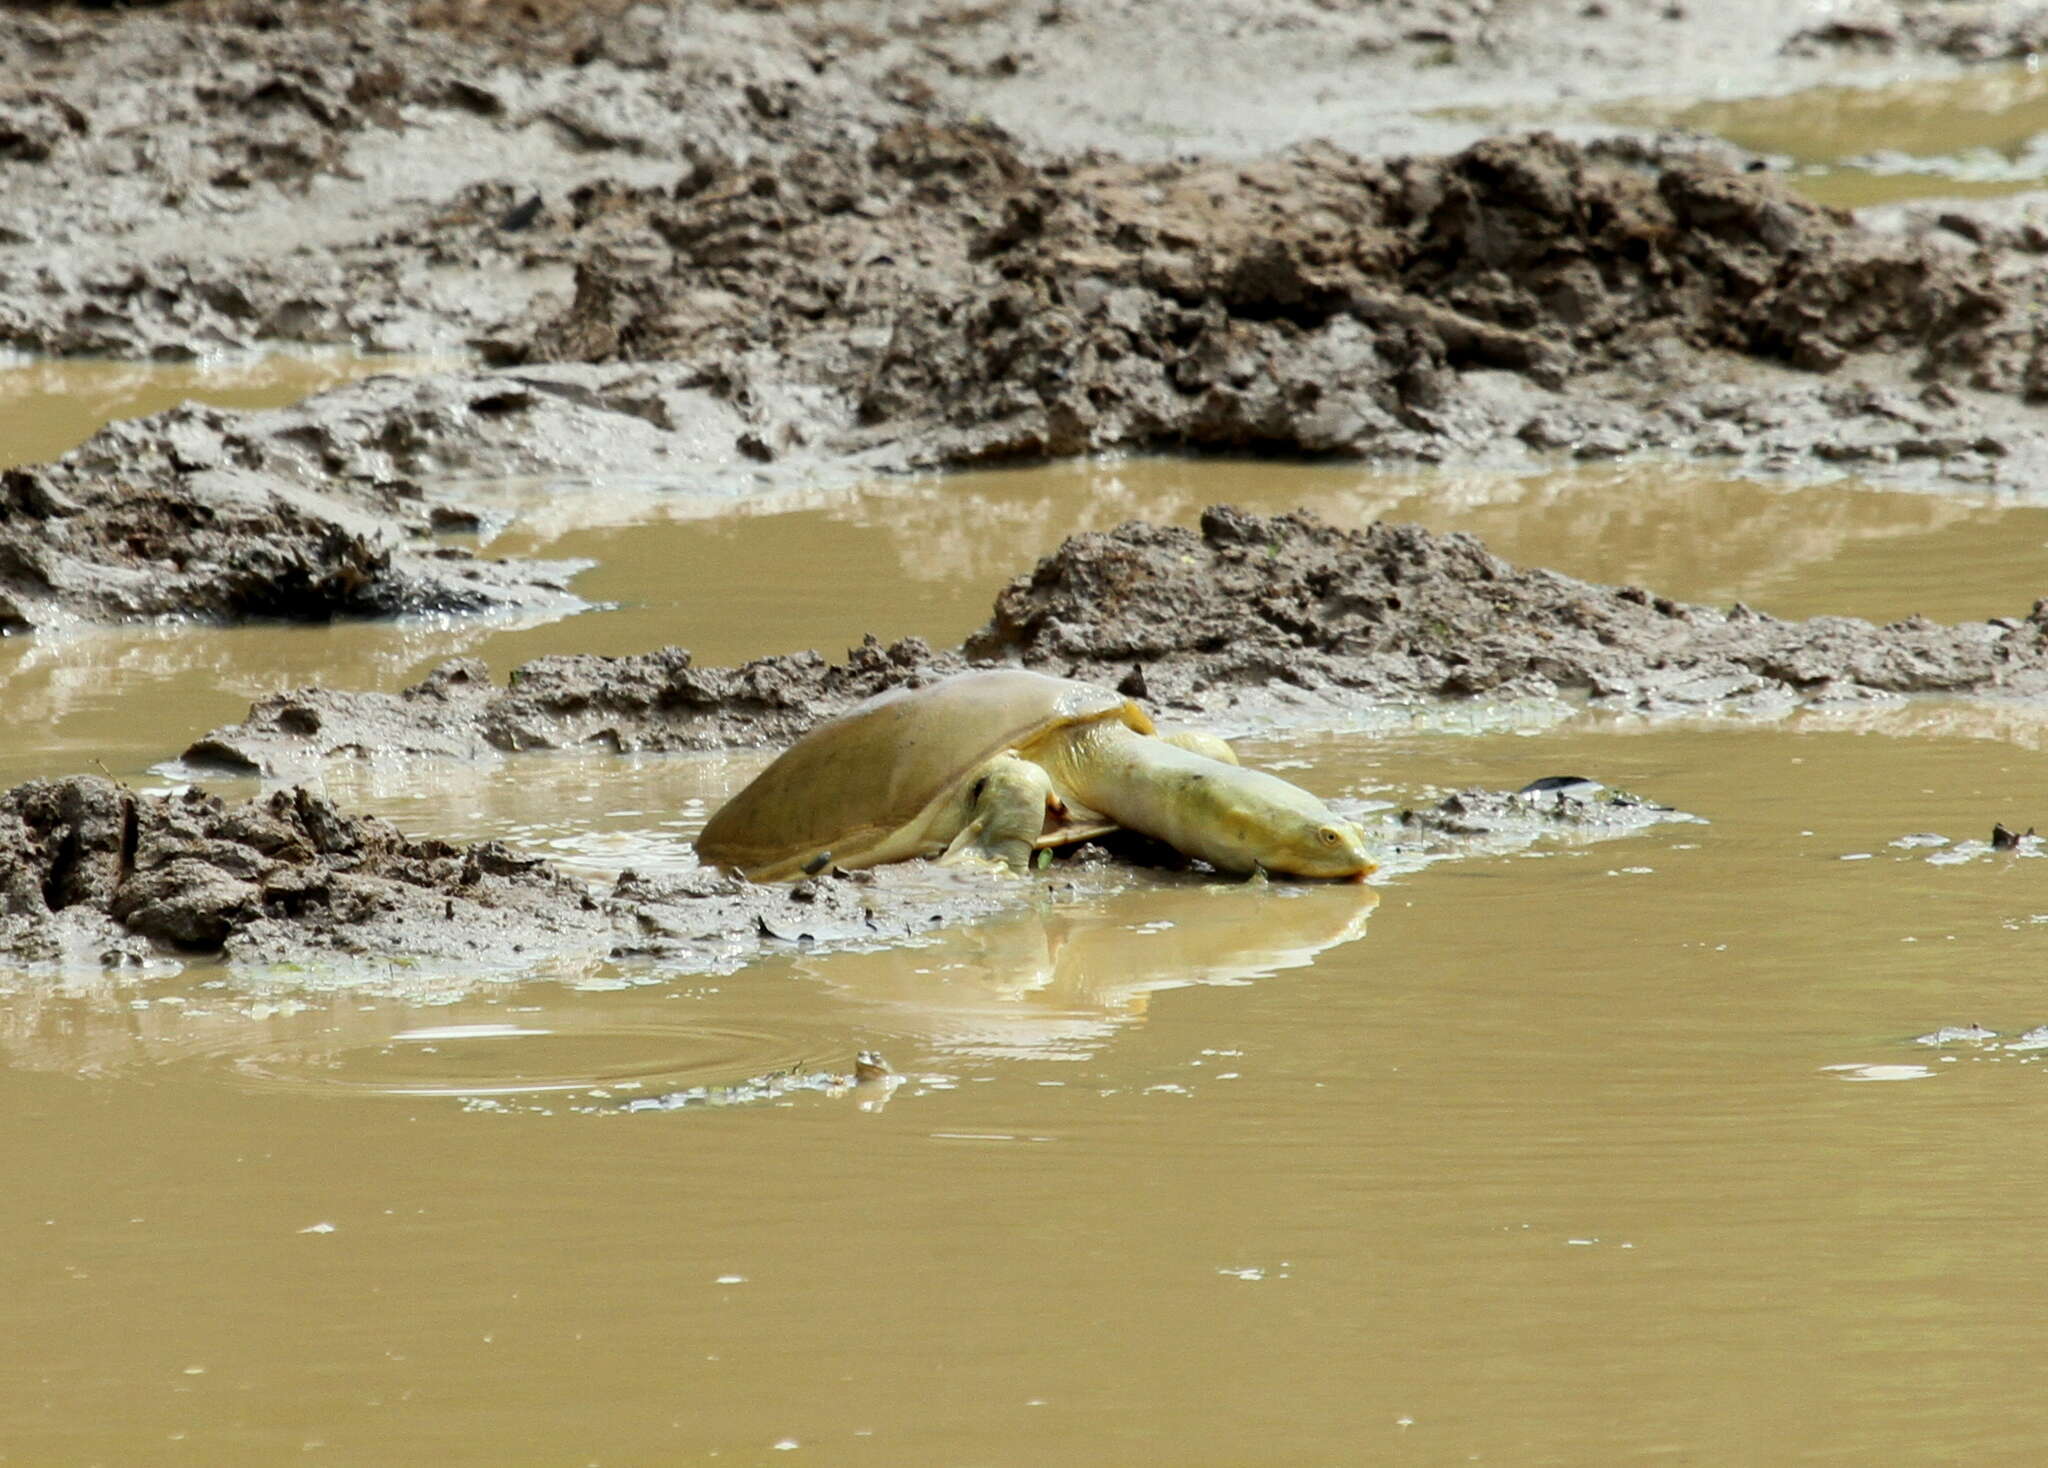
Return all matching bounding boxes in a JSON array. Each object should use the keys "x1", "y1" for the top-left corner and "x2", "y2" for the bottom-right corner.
[{"x1": 1042, "y1": 721, "x2": 1375, "y2": 880}]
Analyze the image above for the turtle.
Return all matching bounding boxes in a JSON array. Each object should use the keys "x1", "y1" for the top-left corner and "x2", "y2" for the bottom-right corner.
[{"x1": 695, "y1": 670, "x2": 1375, "y2": 882}]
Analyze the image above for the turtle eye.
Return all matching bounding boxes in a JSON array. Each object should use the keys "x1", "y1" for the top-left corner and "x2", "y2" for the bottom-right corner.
[{"x1": 1318, "y1": 826, "x2": 1341, "y2": 846}]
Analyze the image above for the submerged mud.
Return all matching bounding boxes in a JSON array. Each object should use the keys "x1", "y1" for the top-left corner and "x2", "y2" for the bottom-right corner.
[{"x1": 187, "y1": 507, "x2": 2048, "y2": 778}]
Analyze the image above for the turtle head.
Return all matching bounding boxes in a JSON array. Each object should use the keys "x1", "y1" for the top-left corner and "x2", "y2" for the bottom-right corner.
[{"x1": 1169, "y1": 764, "x2": 1376, "y2": 881}]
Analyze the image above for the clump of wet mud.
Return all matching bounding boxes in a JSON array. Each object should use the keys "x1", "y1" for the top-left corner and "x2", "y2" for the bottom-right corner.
[
  {"x1": 0, "y1": 774, "x2": 1018, "y2": 974},
  {"x1": 183, "y1": 635, "x2": 964, "y2": 775},
  {"x1": 0, "y1": 360, "x2": 787, "y2": 629},
  {"x1": 187, "y1": 506, "x2": 2048, "y2": 778},
  {"x1": 970, "y1": 506, "x2": 2048, "y2": 714},
  {"x1": 0, "y1": 461, "x2": 582, "y2": 633},
  {"x1": 1392, "y1": 778, "x2": 1690, "y2": 857},
  {"x1": 515, "y1": 126, "x2": 2048, "y2": 480}
]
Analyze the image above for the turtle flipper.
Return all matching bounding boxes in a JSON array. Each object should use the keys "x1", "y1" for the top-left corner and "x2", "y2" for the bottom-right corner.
[{"x1": 938, "y1": 754, "x2": 1055, "y2": 872}]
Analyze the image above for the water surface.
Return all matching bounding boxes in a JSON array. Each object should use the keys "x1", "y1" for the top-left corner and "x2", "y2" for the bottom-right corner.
[
  {"x1": 7, "y1": 364, "x2": 2048, "y2": 1461},
  {"x1": 1616, "y1": 61, "x2": 2048, "y2": 208}
]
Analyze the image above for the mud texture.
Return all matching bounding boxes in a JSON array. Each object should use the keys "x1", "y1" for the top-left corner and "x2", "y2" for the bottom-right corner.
[
  {"x1": 181, "y1": 635, "x2": 967, "y2": 775},
  {"x1": 513, "y1": 127, "x2": 2048, "y2": 487},
  {"x1": 6, "y1": 0, "x2": 2022, "y2": 357},
  {"x1": 9, "y1": 0, "x2": 2048, "y2": 971},
  {"x1": 966, "y1": 506, "x2": 2048, "y2": 714},
  {"x1": 186, "y1": 506, "x2": 2048, "y2": 778},
  {"x1": 0, "y1": 768, "x2": 1690, "y2": 974},
  {"x1": 0, "y1": 452, "x2": 583, "y2": 635},
  {"x1": 9, "y1": 2, "x2": 2048, "y2": 630},
  {"x1": 0, "y1": 774, "x2": 1019, "y2": 975}
]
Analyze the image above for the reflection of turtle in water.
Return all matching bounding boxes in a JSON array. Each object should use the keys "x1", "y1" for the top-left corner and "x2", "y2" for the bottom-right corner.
[
  {"x1": 623, "y1": 1051, "x2": 899, "y2": 1112},
  {"x1": 696, "y1": 670, "x2": 1374, "y2": 883}
]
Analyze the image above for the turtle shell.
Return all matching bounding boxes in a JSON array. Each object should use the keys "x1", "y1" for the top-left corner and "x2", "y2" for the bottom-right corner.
[{"x1": 695, "y1": 670, "x2": 1154, "y2": 879}]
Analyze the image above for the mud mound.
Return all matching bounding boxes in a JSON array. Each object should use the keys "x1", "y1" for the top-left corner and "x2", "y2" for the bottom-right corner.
[
  {"x1": 0, "y1": 460, "x2": 582, "y2": 632},
  {"x1": 972, "y1": 506, "x2": 2048, "y2": 713},
  {"x1": 518, "y1": 127, "x2": 2048, "y2": 472},
  {"x1": 0, "y1": 767, "x2": 1701, "y2": 974},
  {"x1": 0, "y1": 367, "x2": 747, "y2": 629},
  {"x1": 0, "y1": 773, "x2": 1016, "y2": 973},
  {"x1": 0, "y1": 775, "x2": 596, "y2": 962},
  {"x1": 184, "y1": 636, "x2": 963, "y2": 775},
  {"x1": 184, "y1": 508, "x2": 2048, "y2": 777}
]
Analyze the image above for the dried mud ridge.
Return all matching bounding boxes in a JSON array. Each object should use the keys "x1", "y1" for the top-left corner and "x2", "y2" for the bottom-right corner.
[
  {"x1": 0, "y1": 767, "x2": 1681, "y2": 975},
  {"x1": 9, "y1": 3, "x2": 2048, "y2": 629},
  {"x1": 188, "y1": 507, "x2": 2048, "y2": 778}
]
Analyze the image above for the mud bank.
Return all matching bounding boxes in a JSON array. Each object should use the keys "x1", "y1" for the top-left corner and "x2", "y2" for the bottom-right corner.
[
  {"x1": 0, "y1": 769, "x2": 1686, "y2": 975},
  {"x1": 515, "y1": 127, "x2": 2048, "y2": 486},
  {"x1": 0, "y1": 361, "x2": 788, "y2": 630},
  {"x1": 187, "y1": 507, "x2": 2048, "y2": 778},
  {"x1": 0, "y1": 458, "x2": 584, "y2": 635},
  {"x1": 11, "y1": 0, "x2": 2036, "y2": 356},
  {"x1": 0, "y1": 774, "x2": 1016, "y2": 975},
  {"x1": 11, "y1": 131, "x2": 2048, "y2": 629},
  {"x1": 7, "y1": 4, "x2": 2048, "y2": 634}
]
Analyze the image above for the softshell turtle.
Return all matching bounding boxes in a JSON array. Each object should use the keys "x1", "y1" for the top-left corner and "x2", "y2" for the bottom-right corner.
[{"x1": 695, "y1": 670, "x2": 1374, "y2": 882}]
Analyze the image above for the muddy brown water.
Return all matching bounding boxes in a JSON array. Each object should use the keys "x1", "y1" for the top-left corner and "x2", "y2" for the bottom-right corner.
[
  {"x1": 0, "y1": 354, "x2": 451, "y2": 473},
  {"x1": 10, "y1": 368, "x2": 2048, "y2": 1460},
  {"x1": 1603, "y1": 60, "x2": 2048, "y2": 208},
  {"x1": 1671, "y1": 62, "x2": 2048, "y2": 208}
]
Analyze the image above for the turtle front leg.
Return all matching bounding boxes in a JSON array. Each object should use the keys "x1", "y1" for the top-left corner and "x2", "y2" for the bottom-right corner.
[{"x1": 938, "y1": 754, "x2": 1055, "y2": 872}]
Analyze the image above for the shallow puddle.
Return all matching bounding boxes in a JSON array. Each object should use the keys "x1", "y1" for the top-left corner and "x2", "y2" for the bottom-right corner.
[
  {"x1": 0, "y1": 351, "x2": 451, "y2": 470},
  {"x1": 11, "y1": 363, "x2": 2048, "y2": 1459},
  {"x1": 6, "y1": 716, "x2": 2048, "y2": 1463},
  {"x1": 1611, "y1": 61, "x2": 2048, "y2": 208},
  {"x1": 10, "y1": 454, "x2": 2048, "y2": 793},
  {"x1": 389, "y1": 455, "x2": 2048, "y2": 679}
]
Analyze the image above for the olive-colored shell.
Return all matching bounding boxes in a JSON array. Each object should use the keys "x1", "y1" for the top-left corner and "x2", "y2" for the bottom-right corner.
[{"x1": 696, "y1": 670, "x2": 1153, "y2": 877}]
